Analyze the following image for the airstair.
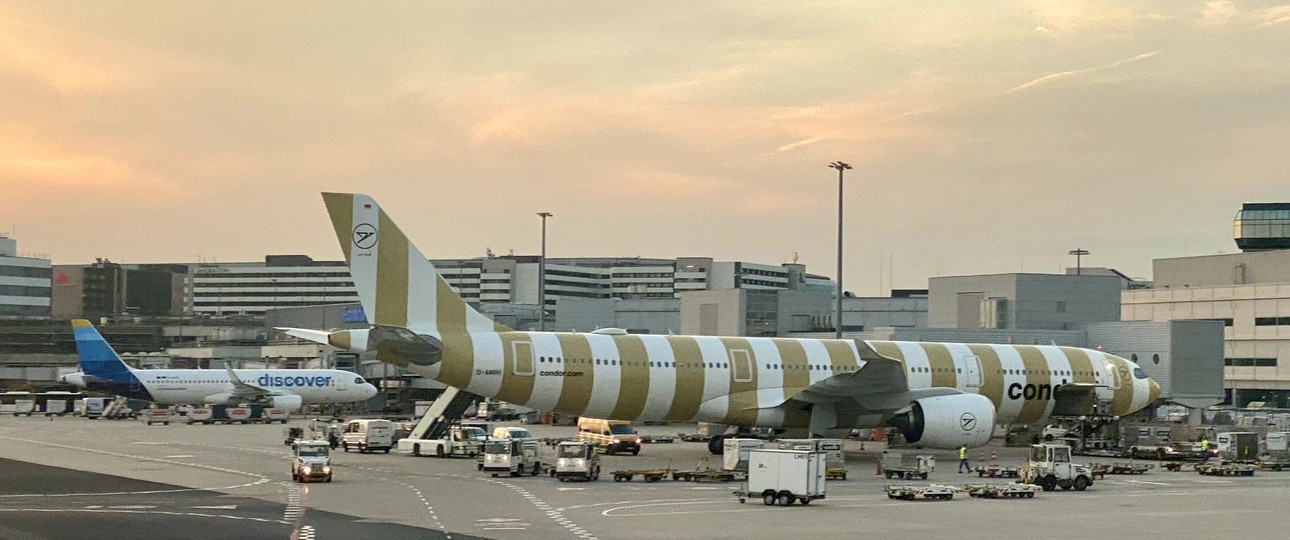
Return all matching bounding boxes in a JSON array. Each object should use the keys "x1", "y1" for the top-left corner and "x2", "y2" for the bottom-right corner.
[{"x1": 409, "y1": 387, "x2": 480, "y2": 441}]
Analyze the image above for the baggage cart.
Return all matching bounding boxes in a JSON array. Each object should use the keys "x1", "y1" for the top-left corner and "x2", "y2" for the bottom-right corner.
[
  {"x1": 884, "y1": 484, "x2": 957, "y2": 501},
  {"x1": 611, "y1": 468, "x2": 673, "y2": 482},
  {"x1": 964, "y1": 483, "x2": 1038, "y2": 499},
  {"x1": 881, "y1": 453, "x2": 935, "y2": 480}
]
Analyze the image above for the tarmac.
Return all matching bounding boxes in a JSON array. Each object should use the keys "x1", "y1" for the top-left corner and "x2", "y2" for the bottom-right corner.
[{"x1": 1, "y1": 415, "x2": 1288, "y2": 540}]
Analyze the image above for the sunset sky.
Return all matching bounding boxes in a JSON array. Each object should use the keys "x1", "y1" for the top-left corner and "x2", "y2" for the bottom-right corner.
[{"x1": 3, "y1": 1, "x2": 1289, "y2": 295}]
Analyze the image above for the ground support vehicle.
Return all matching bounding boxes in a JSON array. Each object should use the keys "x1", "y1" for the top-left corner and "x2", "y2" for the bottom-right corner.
[
  {"x1": 672, "y1": 467, "x2": 737, "y2": 482},
  {"x1": 964, "y1": 483, "x2": 1038, "y2": 499},
  {"x1": 732, "y1": 449, "x2": 826, "y2": 506},
  {"x1": 342, "y1": 419, "x2": 395, "y2": 454},
  {"x1": 1257, "y1": 458, "x2": 1289, "y2": 471},
  {"x1": 612, "y1": 468, "x2": 672, "y2": 482},
  {"x1": 291, "y1": 441, "x2": 333, "y2": 483},
  {"x1": 1103, "y1": 462, "x2": 1152, "y2": 475},
  {"x1": 679, "y1": 433, "x2": 706, "y2": 443},
  {"x1": 577, "y1": 418, "x2": 642, "y2": 456},
  {"x1": 880, "y1": 453, "x2": 935, "y2": 480},
  {"x1": 1194, "y1": 462, "x2": 1256, "y2": 476},
  {"x1": 972, "y1": 464, "x2": 1020, "y2": 478},
  {"x1": 1216, "y1": 432, "x2": 1260, "y2": 462},
  {"x1": 884, "y1": 484, "x2": 957, "y2": 501},
  {"x1": 400, "y1": 426, "x2": 485, "y2": 458},
  {"x1": 776, "y1": 439, "x2": 847, "y2": 480},
  {"x1": 553, "y1": 441, "x2": 600, "y2": 482},
  {"x1": 140, "y1": 409, "x2": 172, "y2": 426},
  {"x1": 482, "y1": 438, "x2": 541, "y2": 477},
  {"x1": 284, "y1": 426, "x2": 304, "y2": 446},
  {"x1": 186, "y1": 407, "x2": 213, "y2": 424},
  {"x1": 640, "y1": 435, "x2": 674, "y2": 444},
  {"x1": 1020, "y1": 444, "x2": 1094, "y2": 492}
]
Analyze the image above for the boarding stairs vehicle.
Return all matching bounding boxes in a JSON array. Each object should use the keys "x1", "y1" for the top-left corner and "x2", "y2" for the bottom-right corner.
[
  {"x1": 1020, "y1": 444, "x2": 1094, "y2": 492},
  {"x1": 398, "y1": 387, "x2": 484, "y2": 456},
  {"x1": 291, "y1": 440, "x2": 333, "y2": 483},
  {"x1": 553, "y1": 441, "x2": 601, "y2": 481}
]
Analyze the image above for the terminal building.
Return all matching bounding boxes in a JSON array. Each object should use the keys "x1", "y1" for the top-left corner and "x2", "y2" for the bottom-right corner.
[
  {"x1": 0, "y1": 235, "x2": 51, "y2": 320},
  {"x1": 1123, "y1": 202, "x2": 1290, "y2": 407}
]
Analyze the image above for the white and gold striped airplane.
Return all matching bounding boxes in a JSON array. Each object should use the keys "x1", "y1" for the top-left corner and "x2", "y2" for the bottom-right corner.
[{"x1": 286, "y1": 193, "x2": 1160, "y2": 452}]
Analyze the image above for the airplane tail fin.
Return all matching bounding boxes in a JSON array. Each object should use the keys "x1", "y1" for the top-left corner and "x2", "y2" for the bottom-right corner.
[
  {"x1": 320, "y1": 193, "x2": 509, "y2": 336},
  {"x1": 70, "y1": 319, "x2": 136, "y2": 382}
]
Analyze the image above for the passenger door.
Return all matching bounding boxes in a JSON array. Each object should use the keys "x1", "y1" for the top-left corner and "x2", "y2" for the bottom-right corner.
[
  {"x1": 729, "y1": 349, "x2": 753, "y2": 383},
  {"x1": 511, "y1": 341, "x2": 534, "y2": 377}
]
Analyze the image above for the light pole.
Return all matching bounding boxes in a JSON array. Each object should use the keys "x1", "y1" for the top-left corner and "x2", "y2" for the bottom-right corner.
[
  {"x1": 537, "y1": 212, "x2": 553, "y2": 331},
  {"x1": 1068, "y1": 249, "x2": 1090, "y2": 275},
  {"x1": 828, "y1": 161, "x2": 852, "y2": 339}
]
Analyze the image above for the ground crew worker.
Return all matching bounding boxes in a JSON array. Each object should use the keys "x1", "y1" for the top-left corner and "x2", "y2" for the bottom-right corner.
[
  {"x1": 958, "y1": 445, "x2": 969, "y2": 473},
  {"x1": 1200, "y1": 437, "x2": 1210, "y2": 462}
]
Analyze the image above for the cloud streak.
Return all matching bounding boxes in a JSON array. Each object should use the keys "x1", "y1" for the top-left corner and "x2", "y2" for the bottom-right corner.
[{"x1": 1005, "y1": 51, "x2": 1162, "y2": 95}]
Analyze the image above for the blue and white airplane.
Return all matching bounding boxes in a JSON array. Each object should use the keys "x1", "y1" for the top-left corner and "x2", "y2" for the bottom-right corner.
[{"x1": 61, "y1": 319, "x2": 378, "y2": 411}]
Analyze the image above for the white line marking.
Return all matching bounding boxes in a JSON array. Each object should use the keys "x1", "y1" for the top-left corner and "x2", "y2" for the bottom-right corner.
[{"x1": 1125, "y1": 480, "x2": 1172, "y2": 486}]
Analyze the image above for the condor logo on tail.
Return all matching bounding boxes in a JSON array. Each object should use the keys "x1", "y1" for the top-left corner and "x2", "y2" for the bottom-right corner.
[{"x1": 257, "y1": 374, "x2": 334, "y2": 388}]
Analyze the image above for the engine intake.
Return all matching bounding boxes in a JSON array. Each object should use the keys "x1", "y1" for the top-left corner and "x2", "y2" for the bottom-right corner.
[{"x1": 890, "y1": 393, "x2": 996, "y2": 449}]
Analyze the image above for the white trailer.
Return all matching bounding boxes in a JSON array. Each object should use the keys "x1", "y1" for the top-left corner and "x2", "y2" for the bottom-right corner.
[
  {"x1": 734, "y1": 449, "x2": 826, "y2": 506},
  {"x1": 777, "y1": 438, "x2": 848, "y2": 480}
]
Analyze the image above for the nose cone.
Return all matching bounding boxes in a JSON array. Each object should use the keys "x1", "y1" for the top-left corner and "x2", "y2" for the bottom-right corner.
[
  {"x1": 1148, "y1": 378, "x2": 1160, "y2": 404},
  {"x1": 362, "y1": 383, "x2": 379, "y2": 399}
]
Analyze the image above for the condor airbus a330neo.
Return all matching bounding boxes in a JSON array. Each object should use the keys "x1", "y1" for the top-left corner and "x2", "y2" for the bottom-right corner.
[
  {"x1": 62, "y1": 319, "x2": 378, "y2": 410},
  {"x1": 285, "y1": 193, "x2": 1159, "y2": 452}
]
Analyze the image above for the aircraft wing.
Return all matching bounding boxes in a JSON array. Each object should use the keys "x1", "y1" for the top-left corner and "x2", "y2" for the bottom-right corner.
[
  {"x1": 224, "y1": 365, "x2": 279, "y2": 399},
  {"x1": 759, "y1": 340, "x2": 963, "y2": 416}
]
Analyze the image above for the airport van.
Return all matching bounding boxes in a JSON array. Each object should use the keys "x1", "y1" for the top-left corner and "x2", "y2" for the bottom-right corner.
[
  {"x1": 577, "y1": 417, "x2": 641, "y2": 455},
  {"x1": 343, "y1": 419, "x2": 395, "y2": 454},
  {"x1": 491, "y1": 426, "x2": 533, "y2": 440}
]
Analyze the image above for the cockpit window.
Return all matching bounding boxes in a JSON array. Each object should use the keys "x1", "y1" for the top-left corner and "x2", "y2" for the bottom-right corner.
[
  {"x1": 1133, "y1": 368, "x2": 1146, "y2": 379},
  {"x1": 354, "y1": 377, "x2": 365, "y2": 385}
]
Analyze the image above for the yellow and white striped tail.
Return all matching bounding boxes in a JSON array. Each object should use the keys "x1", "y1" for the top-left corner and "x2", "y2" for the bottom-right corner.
[{"x1": 320, "y1": 193, "x2": 508, "y2": 338}]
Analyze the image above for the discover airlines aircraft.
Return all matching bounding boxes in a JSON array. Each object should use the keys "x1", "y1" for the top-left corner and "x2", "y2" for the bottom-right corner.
[
  {"x1": 63, "y1": 319, "x2": 378, "y2": 411},
  {"x1": 285, "y1": 193, "x2": 1160, "y2": 452}
]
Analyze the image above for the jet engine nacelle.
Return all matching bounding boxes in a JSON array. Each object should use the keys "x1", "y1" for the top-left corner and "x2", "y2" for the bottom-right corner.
[
  {"x1": 203, "y1": 393, "x2": 236, "y2": 405},
  {"x1": 269, "y1": 394, "x2": 303, "y2": 412},
  {"x1": 893, "y1": 393, "x2": 996, "y2": 449}
]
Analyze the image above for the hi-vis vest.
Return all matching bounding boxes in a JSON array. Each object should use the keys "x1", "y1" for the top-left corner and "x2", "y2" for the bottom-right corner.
[{"x1": 959, "y1": 447, "x2": 967, "y2": 459}]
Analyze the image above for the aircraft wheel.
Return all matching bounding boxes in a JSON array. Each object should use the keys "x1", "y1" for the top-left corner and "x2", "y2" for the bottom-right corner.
[{"x1": 707, "y1": 436, "x2": 725, "y2": 455}]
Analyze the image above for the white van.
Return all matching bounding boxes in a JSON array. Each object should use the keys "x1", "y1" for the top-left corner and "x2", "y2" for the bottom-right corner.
[
  {"x1": 343, "y1": 419, "x2": 395, "y2": 454},
  {"x1": 491, "y1": 426, "x2": 533, "y2": 440}
]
